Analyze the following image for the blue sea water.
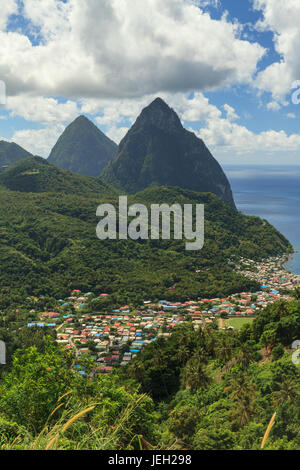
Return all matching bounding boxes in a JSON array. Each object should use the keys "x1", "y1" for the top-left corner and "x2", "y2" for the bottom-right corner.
[{"x1": 224, "y1": 166, "x2": 300, "y2": 275}]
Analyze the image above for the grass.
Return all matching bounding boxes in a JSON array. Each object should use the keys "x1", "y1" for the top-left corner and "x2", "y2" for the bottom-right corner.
[
  {"x1": 261, "y1": 412, "x2": 276, "y2": 449},
  {"x1": 0, "y1": 391, "x2": 156, "y2": 451},
  {"x1": 225, "y1": 317, "x2": 255, "y2": 329}
]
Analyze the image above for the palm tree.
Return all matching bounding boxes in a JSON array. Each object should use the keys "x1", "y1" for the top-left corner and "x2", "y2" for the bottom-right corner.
[
  {"x1": 128, "y1": 360, "x2": 145, "y2": 382},
  {"x1": 236, "y1": 343, "x2": 256, "y2": 370},
  {"x1": 231, "y1": 392, "x2": 257, "y2": 429},
  {"x1": 181, "y1": 355, "x2": 211, "y2": 391},
  {"x1": 273, "y1": 377, "x2": 299, "y2": 407},
  {"x1": 225, "y1": 374, "x2": 257, "y2": 428},
  {"x1": 214, "y1": 335, "x2": 235, "y2": 363},
  {"x1": 203, "y1": 329, "x2": 217, "y2": 356},
  {"x1": 176, "y1": 346, "x2": 191, "y2": 364}
]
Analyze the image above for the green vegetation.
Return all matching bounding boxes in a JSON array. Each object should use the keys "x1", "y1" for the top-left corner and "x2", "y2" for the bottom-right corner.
[
  {"x1": 0, "y1": 156, "x2": 115, "y2": 194},
  {"x1": 227, "y1": 318, "x2": 255, "y2": 329},
  {"x1": 0, "y1": 158, "x2": 292, "y2": 309},
  {"x1": 0, "y1": 141, "x2": 32, "y2": 168},
  {"x1": 0, "y1": 133, "x2": 296, "y2": 451},
  {"x1": 0, "y1": 299, "x2": 298, "y2": 450},
  {"x1": 48, "y1": 115, "x2": 117, "y2": 177}
]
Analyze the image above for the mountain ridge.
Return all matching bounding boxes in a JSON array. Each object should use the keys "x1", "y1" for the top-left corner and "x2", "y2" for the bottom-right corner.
[
  {"x1": 48, "y1": 115, "x2": 117, "y2": 177},
  {"x1": 102, "y1": 98, "x2": 236, "y2": 208},
  {"x1": 0, "y1": 155, "x2": 115, "y2": 195},
  {"x1": 0, "y1": 141, "x2": 33, "y2": 169}
]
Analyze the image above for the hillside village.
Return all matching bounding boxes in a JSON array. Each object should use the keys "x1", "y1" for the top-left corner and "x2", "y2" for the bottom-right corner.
[{"x1": 26, "y1": 256, "x2": 300, "y2": 375}]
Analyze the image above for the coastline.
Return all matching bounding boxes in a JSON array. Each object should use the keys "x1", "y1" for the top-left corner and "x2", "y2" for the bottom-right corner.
[
  {"x1": 284, "y1": 249, "x2": 300, "y2": 274},
  {"x1": 237, "y1": 253, "x2": 300, "y2": 291}
]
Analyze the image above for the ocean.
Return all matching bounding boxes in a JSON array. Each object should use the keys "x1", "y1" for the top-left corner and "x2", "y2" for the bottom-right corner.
[{"x1": 224, "y1": 165, "x2": 300, "y2": 275}]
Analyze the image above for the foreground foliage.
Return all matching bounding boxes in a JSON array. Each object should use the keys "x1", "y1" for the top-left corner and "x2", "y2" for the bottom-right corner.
[{"x1": 0, "y1": 300, "x2": 299, "y2": 450}]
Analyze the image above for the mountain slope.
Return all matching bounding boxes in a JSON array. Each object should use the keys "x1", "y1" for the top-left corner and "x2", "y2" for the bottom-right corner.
[
  {"x1": 48, "y1": 116, "x2": 117, "y2": 177},
  {"x1": 0, "y1": 156, "x2": 115, "y2": 196},
  {"x1": 0, "y1": 141, "x2": 32, "y2": 169},
  {"x1": 0, "y1": 159, "x2": 292, "y2": 306},
  {"x1": 102, "y1": 98, "x2": 236, "y2": 208}
]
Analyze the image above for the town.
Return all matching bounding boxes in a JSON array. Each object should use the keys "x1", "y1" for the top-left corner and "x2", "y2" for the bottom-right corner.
[{"x1": 27, "y1": 255, "x2": 300, "y2": 375}]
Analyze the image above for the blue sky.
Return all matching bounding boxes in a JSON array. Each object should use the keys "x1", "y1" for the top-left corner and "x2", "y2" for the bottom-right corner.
[{"x1": 1, "y1": 0, "x2": 300, "y2": 164}]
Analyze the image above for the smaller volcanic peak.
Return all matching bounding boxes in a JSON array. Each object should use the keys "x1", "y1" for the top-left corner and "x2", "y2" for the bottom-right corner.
[{"x1": 48, "y1": 115, "x2": 117, "y2": 177}]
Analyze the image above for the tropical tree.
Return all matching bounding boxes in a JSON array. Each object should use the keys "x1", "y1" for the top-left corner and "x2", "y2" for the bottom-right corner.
[
  {"x1": 181, "y1": 354, "x2": 211, "y2": 392},
  {"x1": 273, "y1": 377, "x2": 300, "y2": 407},
  {"x1": 225, "y1": 374, "x2": 257, "y2": 428}
]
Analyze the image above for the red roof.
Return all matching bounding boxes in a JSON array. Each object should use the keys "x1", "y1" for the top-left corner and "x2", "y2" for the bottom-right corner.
[{"x1": 42, "y1": 312, "x2": 60, "y2": 317}]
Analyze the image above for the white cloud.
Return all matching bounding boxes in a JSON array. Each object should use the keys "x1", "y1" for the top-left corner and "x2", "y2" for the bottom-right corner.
[
  {"x1": 185, "y1": 0, "x2": 220, "y2": 7},
  {"x1": 0, "y1": 0, "x2": 299, "y2": 163},
  {"x1": 85, "y1": 91, "x2": 222, "y2": 129},
  {"x1": 90, "y1": 97, "x2": 151, "y2": 126},
  {"x1": 0, "y1": 0, "x2": 264, "y2": 99},
  {"x1": 21, "y1": 0, "x2": 72, "y2": 41},
  {"x1": 196, "y1": 111, "x2": 300, "y2": 156},
  {"x1": 286, "y1": 112, "x2": 296, "y2": 119},
  {"x1": 7, "y1": 95, "x2": 80, "y2": 123},
  {"x1": 266, "y1": 101, "x2": 281, "y2": 111},
  {"x1": 223, "y1": 104, "x2": 239, "y2": 121},
  {"x1": 104, "y1": 125, "x2": 130, "y2": 144},
  {"x1": 10, "y1": 124, "x2": 64, "y2": 157},
  {"x1": 0, "y1": 0, "x2": 18, "y2": 30},
  {"x1": 254, "y1": 0, "x2": 300, "y2": 100}
]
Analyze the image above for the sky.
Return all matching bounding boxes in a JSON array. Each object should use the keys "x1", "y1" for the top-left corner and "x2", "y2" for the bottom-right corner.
[{"x1": 1, "y1": 0, "x2": 300, "y2": 164}]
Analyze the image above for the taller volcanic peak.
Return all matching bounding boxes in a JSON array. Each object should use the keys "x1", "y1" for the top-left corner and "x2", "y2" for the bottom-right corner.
[
  {"x1": 48, "y1": 115, "x2": 117, "y2": 177},
  {"x1": 136, "y1": 97, "x2": 183, "y2": 132},
  {"x1": 102, "y1": 97, "x2": 236, "y2": 209}
]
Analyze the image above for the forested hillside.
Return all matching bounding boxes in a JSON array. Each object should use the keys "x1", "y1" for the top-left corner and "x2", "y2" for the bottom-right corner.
[{"x1": 0, "y1": 158, "x2": 292, "y2": 308}]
